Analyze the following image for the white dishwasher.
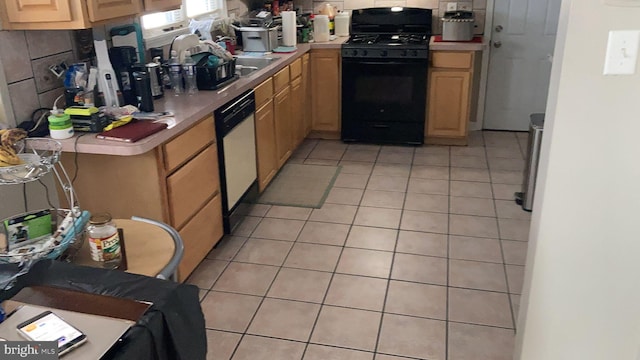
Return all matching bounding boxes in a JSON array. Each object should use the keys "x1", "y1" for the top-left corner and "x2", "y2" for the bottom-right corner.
[{"x1": 214, "y1": 89, "x2": 257, "y2": 233}]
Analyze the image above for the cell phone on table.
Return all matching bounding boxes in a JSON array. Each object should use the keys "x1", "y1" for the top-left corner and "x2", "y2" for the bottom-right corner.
[{"x1": 16, "y1": 311, "x2": 87, "y2": 356}]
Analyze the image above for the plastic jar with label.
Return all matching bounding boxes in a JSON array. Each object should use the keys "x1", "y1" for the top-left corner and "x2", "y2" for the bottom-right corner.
[{"x1": 87, "y1": 213, "x2": 121, "y2": 269}]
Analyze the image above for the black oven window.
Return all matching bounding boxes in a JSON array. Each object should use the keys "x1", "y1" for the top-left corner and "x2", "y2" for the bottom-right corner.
[{"x1": 355, "y1": 76, "x2": 413, "y2": 104}]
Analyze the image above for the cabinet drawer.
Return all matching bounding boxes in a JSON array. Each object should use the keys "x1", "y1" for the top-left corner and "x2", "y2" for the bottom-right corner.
[
  {"x1": 177, "y1": 193, "x2": 223, "y2": 280},
  {"x1": 163, "y1": 116, "x2": 215, "y2": 172},
  {"x1": 273, "y1": 67, "x2": 290, "y2": 93},
  {"x1": 431, "y1": 51, "x2": 473, "y2": 69},
  {"x1": 167, "y1": 144, "x2": 220, "y2": 229},
  {"x1": 255, "y1": 77, "x2": 273, "y2": 108},
  {"x1": 289, "y1": 58, "x2": 302, "y2": 79}
]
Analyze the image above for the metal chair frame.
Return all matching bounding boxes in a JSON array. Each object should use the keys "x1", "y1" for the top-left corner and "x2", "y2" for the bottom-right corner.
[{"x1": 130, "y1": 216, "x2": 184, "y2": 282}]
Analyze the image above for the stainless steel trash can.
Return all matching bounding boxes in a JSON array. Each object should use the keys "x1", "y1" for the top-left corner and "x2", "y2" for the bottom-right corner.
[{"x1": 515, "y1": 113, "x2": 545, "y2": 211}]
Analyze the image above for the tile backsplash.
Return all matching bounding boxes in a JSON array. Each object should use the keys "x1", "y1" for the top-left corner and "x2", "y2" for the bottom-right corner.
[
  {"x1": 0, "y1": 30, "x2": 75, "y2": 126},
  {"x1": 304, "y1": 0, "x2": 487, "y2": 34}
]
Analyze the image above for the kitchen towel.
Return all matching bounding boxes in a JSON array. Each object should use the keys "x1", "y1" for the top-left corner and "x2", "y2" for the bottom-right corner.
[{"x1": 282, "y1": 11, "x2": 297, "y2": 47}]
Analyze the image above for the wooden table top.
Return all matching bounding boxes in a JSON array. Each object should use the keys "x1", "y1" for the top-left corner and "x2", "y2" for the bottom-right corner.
[{"x1": 73, "y1": 219, "x2": 175, "y2": 278}]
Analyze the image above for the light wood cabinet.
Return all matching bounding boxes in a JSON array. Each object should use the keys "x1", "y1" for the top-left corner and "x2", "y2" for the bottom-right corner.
[
  {"x1": 426, "y1": 50, "x2": 479, "y2": 146},
  {"x1": 290, "y1": 76, "x2": 305, "y2": 148},
  {"x1": 59, "y1": 116, "x2": 223, "y2": 281},
  {"x1": 427, "y1": 70, "x2": 471, "y2": 139},
  {"x1": 302, "y1": 54, "x2": 311, "y2": 137},
  {"x1": 86, "y1": 0, "x2": 141, "y2": 22},
  {"x1": 310, "y1": 49, "x2": 341, "y2": 134},
  {"x1": 142, "y1": 0, "x2": 181, "y2": 13},
  {"x1": 4, "y1": 0, "x2": 73, "y2": 23},
  {"x1": 274, "y1": 85, "x2": 293, "y2": 168},
  {"x1": 253, "y1": 57, "x2": 307, "y2": 191},
  {"x1": 255, "y1": 99, "x2": 278, "y2": 192},
  {"x1": 0, "y1": 0, "x2": 180, "y2": 29}
]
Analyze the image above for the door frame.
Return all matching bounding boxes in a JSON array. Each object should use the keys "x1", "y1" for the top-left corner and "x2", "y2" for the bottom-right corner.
[{"x1": 469, "y1": 0, "x2": 496, "y2": 131}]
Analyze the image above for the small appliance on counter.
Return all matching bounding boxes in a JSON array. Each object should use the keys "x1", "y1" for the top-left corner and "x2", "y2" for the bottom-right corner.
[
  {"x1": 235, "y1": 26, "x2": 279, "y2": 52},
  {"x1": 442, "y1": 10, "x2": 475, "y2": 41},
  {"x1": 109, "y1": 46, "x2": 138, "y2": 106}
]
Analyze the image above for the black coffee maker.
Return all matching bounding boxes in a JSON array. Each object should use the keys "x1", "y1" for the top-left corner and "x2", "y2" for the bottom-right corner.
[{"x1": 109, "y1": 46, "x2": 139, "y2": 106}]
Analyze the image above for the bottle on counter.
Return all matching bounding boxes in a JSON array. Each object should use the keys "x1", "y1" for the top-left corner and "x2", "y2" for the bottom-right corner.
[
  {"x1": 182, "y1": 50, "x2": 198, "y2": 96},
  {"x1": 314, "y1": 15, "x2": 330, "y2": 42},
  {"x1": 168, "y1": 50, "x2": 183, "y2": 96},
  {"x1": 319, "y1": 3, "x2": 337, "y2": 35},
  {"x1": 86, "y1": 213, "x2": 122, "y2": 269}
]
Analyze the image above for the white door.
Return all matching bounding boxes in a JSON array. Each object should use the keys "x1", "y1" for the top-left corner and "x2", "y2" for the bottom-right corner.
[{"x1": 484, "y1": 0, "x2": 562, "y2": 130}]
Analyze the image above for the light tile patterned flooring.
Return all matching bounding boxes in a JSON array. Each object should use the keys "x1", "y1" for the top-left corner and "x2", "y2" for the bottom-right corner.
[{"x1": 188, "y1": 131, "x2": 531, "y2": 360}]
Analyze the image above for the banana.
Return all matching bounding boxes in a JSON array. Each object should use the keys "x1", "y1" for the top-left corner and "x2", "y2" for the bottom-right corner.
[
  {"x1": 0, "y1": 145, "x2": 21, "y2": 165},
  {"x1": 1, "y1": 128, "x2": 27, "y2": 149}
]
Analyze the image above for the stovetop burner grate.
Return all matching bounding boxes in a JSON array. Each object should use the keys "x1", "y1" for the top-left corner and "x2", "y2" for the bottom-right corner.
[{"x1": 347, "y1": 33, "x2": 429, "y2": 46}]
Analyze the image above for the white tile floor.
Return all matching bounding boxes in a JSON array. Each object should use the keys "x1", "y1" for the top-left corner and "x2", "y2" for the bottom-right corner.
[{"x1": 189, "y1": 131, "x2": 531, "y2": 360}]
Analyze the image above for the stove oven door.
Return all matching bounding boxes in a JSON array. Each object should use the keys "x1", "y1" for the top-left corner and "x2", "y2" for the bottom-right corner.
[{"x1": 341, "y1": 57, "x2": 427, "y2": 144}]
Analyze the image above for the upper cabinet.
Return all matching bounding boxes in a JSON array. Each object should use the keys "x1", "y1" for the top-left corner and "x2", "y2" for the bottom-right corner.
[
  {"x1": 142, "y1": 0, "x2": 181, "y2": 13},
  {"x1": 86, "y1": 0, "x2": 141, "y2": 23},
  {"x1": 4, "y1": 0, "x2": 73, "y2": 23},
  {"x1": 0, "y1": 0, "x2": 180, "y2": 30}
]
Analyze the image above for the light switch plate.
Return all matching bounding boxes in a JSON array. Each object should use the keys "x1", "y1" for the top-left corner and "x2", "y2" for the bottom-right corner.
[
  {"x1": 447, "y1": 2, "x2": 458, "y2": 11},
  {"x1": 603, "y1": 30, "x2": 640, "y2": 75}
]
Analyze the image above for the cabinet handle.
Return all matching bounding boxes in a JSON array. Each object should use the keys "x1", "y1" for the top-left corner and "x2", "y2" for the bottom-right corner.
[
  {"x1": 493, "y1": 41, "x2": 502, "y2": 48},
  {"x1": 495, "y1": 25, "x2": 503, "y2": 32}
]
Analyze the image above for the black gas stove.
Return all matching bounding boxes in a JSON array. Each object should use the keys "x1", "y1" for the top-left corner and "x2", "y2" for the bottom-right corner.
[
  {"x1": 341, "y1": 7, "x2": 433, "y2": 145},
  {"x1": 342, "y1": 7, "x2": 432, "y2": 60}
]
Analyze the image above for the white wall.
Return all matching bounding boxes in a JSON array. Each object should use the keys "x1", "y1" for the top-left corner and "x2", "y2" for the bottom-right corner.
[{"x1": 515, "y1": 0, "x2": 640, "y2": 359}]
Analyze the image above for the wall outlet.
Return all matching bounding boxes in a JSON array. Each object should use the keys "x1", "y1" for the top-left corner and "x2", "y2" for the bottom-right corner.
[{"x1": 446, "y1": 2, "x2": 458, "y2": 11}]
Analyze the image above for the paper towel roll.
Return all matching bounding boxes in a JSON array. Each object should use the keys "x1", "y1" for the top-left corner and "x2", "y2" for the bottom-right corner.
[
  {"x1": 282, "y1": 11, "x2": 297, "y2": 47},
  {"x1": 314, "y1": 15, "x2": 330, "y2": 43}
]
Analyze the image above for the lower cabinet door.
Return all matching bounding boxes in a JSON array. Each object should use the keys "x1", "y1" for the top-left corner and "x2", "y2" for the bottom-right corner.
[
  {"x1": 178, "y1": 193, "x2": 223, "y2": 281},
  {"x1": 255, "y1": 100, "x2": 278, "y2": 192},
  {"x1": 427, "y1": 69, "x2": 471, "y2": 138},
  {"x1": 274, "y1": 86, "x2": 293, "y2": 168},
  {"x1": 290, "y1": 76, "x2": 305, "y2": 148},
  {"x1": 166, "y1": 145, "x2": 219, "y2": 229}
]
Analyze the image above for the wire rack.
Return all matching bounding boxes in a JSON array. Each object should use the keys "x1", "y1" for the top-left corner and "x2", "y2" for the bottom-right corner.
[{"x1": 0, "y1": 138, "x2": 88, "y2": 287}]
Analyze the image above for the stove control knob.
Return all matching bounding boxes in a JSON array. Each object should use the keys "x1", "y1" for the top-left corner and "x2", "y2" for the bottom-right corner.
[
  {"x1": 380, "y1": 50, "x2": 388, "y2": 57},
  {"x1": 411, "y1": 50, "x2": 419, "y2": 57},
  {"x1": 362, "y1": 50, "x2": 368, "y2": 56},
  {"x1": 351, "y1": 50, "x2": 359, "y2": 56},
  {"x1": 400, "y1": 50, "x2": 408, "y2": 57}
]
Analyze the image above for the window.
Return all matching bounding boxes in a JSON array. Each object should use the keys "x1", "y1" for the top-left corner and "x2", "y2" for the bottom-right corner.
[
  {"x1": 185, "y1": 0, "x2": 225, "y2": 18},
  {"x1": 141, "y1": 8, "x2": 184, "y2": 31},
  {"x1": 140, "y1": 0, "x2": 227, "y2": 47}
]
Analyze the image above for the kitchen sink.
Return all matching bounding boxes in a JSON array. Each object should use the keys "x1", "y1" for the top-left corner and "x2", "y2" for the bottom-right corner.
[{"x1": 234, "y1": 56, "x2": 281, "y2": 76}]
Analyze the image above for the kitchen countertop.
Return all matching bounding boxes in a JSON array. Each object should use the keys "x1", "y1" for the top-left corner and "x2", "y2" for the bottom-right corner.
[
  {"x1": 55, "y1": 42, "x2": 332, "y2": 156},
  {"x1": 429, "y1": 37, "x2": 487, "y2": 51}
]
